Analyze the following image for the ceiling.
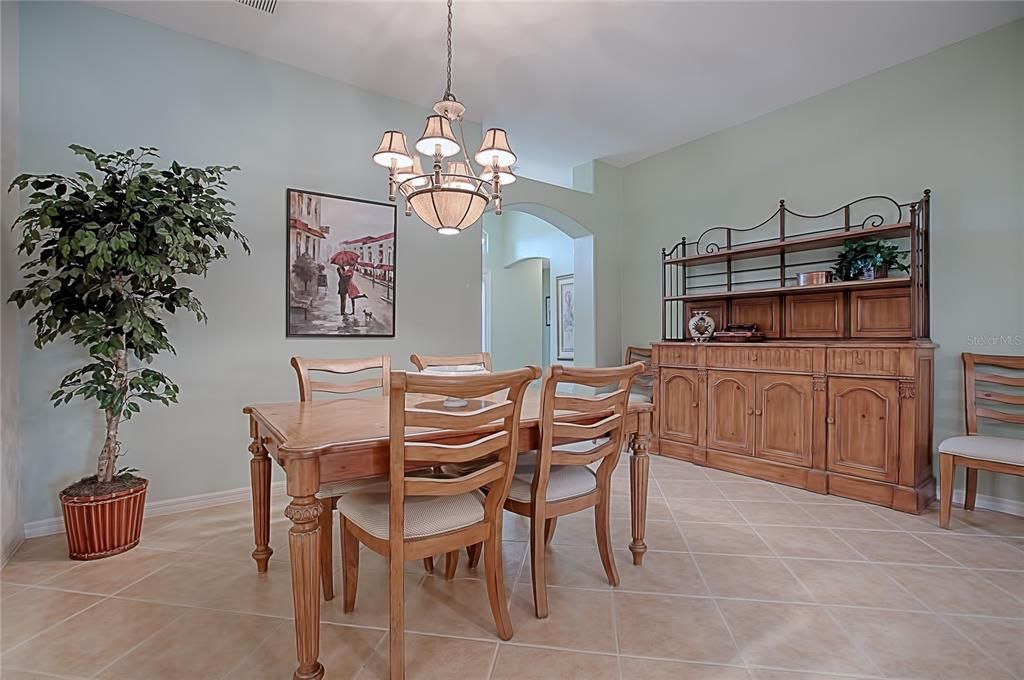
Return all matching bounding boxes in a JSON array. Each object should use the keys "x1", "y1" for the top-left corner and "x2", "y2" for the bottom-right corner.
[{"x1": 98, "y1": 1, "x2": 1023, "y2": 184}]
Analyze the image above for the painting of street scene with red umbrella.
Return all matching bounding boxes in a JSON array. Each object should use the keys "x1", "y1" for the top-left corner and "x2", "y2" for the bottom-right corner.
[{"x1": 287, "y1": 189, "x2": 396, "y2": 336}]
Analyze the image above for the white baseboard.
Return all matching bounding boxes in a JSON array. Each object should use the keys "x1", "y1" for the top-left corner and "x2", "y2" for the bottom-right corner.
[
  {"x1": 942, "y1": 489, "x2": 1024, "y2": 518},
  {"x1": 23, "y1": 481, "x2": 286, "y2": 539}
]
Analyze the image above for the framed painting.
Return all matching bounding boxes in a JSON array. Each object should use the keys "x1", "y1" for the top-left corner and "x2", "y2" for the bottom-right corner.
[
  {"x1": 556, "y1": 274, "x2": 574, "y2": 360},
  {"x1": 545, "y1": 295, "x2": 551, "y2": 327},
  {"x1": 286, "y1": 189, "x2": 396, "y2": 337}
]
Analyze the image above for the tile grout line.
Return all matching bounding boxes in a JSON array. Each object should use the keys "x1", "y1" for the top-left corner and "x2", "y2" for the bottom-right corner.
[
  {"x1": 701, "y1": 462, "x2": 1024, "y2": 679},
  {"x1": 484, "y1": 640, "x2": 501, "y2": 680},
  {"x1": 2, "y1": 591, "x2": 113, "y2": 659},
  {"x1": 710, "y1": 478, "x2": 893, "y2": 679},
  {"x1": 216, "y1": 617, "x2": 290, "y2": 680},
  {"x1": 661, "y1": 478, "x2": 750, "y2": 674},
  {"x1": 736, "y1": 506, "x2": 890, "y2": 679},
  {"x1": 86, "y1": 607, "x2": 191, "y2": 679}
]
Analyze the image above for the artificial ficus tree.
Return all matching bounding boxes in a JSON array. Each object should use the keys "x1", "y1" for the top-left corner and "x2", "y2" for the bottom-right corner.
[{"x1": 8, "y1": 145, "x2": 249, "y2": 487}]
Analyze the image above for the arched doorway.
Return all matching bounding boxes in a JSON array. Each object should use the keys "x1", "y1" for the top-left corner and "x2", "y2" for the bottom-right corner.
[{"x1": 482, "y1": 205, "x2": 595, "y2": 370}]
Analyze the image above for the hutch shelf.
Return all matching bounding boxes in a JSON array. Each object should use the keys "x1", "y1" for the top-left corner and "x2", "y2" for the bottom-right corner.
[{"x1": 653, "y1": 192, "x2": 936, "y2": 513}]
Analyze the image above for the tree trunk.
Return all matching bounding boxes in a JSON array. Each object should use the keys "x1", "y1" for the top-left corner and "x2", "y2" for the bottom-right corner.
[{"x1": 96, "y1": 349, "x2": 128, "y2": 483}]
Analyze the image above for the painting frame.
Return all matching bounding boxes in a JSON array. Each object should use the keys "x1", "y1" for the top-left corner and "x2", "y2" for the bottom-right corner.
[
  {"x1": 545, "y1": 295, "x2": 551, "y2": 327},
  {"x1": 285, "y1": 188, "x2": 397, "y2": 338},
  {"x1": 555, "y1": 274, "x2": 574, "y2": 361}
]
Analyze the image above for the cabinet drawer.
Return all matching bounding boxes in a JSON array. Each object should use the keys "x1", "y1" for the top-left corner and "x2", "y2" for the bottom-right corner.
[
  {"x1": 851, "y1": 289, "x2": 912, "y2": 338},
  {"x1": 730, "y1": 296, "x2": 781, "y2": 338},
  {"x1": 706, "y1": 346, "x2": 816, "y2": 373},
  {"x1": 827, "y1": 348, "x2": 900, "y2": 376},
  {"x1": 656, "y1": 344, "x2": 700, "y2": 367},
  {"x1": 784, "y1": 292, "x2": 846, "y2": 338}
]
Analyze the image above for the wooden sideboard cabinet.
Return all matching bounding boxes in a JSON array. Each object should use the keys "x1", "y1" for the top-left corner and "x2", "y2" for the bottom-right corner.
[{"x1": 653, "y1": 341, "x2": 936, "y2": 512}]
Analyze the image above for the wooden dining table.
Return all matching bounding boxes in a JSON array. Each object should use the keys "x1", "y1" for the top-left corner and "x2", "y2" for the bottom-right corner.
[{"x1": 243, "y1": 387, "x2": 653, "y2": 680}]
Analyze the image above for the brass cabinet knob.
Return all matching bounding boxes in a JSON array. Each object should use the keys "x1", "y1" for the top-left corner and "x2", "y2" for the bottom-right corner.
[
  {"x1": 754, "y1": 409, "x2": 763, "y2": 416},
  {"x1": 746, "y1": 408, "x2": 754, "y2": 415},
  {"x1": 826, "y1": 416, "x2": 835, "y2": 424},
  {"x1": 691, "y1": 401, "x2": 698, "y2": 408}
]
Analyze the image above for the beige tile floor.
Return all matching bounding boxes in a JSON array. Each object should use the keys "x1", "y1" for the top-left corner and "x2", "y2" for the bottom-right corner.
[{"x1": 2, "y1": 455, "x2": 1023, "y2": 680}]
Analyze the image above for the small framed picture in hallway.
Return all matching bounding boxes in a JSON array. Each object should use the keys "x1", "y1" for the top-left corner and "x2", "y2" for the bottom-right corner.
[
  {"x1": 286, "y1": 189, "x2": 396, "y2": 337},
  {"x1": 556, "y1": 274, "x2": 574, "y2": 360}
]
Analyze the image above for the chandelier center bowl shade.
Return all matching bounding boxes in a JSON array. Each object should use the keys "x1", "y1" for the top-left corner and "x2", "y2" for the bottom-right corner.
[{"x1": 371, "y1": 0, "x2": 516, "y2": 235}]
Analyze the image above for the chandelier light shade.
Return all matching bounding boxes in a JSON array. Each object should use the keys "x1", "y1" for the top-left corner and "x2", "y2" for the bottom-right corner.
[
  {"x1": 479, "y1": 165, "x2": 517, "y2": 186},
  {"x1": 475, "y1": 128, "x2": 516, "y2": 167},
  {"x1": 415, "y1": 115, "x2": 461, "y2": 158},
  {"x1": 372, "y1": 131, "x2": 414, "y2": 168},
  {"x1": 371, "y1": 0, "x2": 516, "y2": 235},
  {"x1": 408, "y1": 189, "x2": 488, "y2": 236}
]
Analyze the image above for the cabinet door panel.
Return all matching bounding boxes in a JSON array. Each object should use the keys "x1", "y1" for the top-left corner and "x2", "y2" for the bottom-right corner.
[
  {"x1": 659, "y1": 368, "x2": 702, "y2": 445},
  {"x1": 707, "y1": 370, "x2": 755, "y2": 456},
  {"x1": 827, "y1": 377, "x2": 900, "y2": 482},
  {"x1": 755, "y1": 373, "x2": 813, "y2": 467}
]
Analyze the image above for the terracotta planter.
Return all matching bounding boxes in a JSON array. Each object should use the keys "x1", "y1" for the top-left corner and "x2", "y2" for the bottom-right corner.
[{"x1": 60, "y1": 479, "x2": 148, "y2": 560}]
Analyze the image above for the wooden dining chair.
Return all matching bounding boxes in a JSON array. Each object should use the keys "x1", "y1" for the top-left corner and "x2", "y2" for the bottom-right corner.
[
  {"x1": 339, "y1": 366, "x2": 539, "y2": 680},
  {"x1": 290, "y1": 355, "x2": 434, "y2": 600},
  {"x1": 505, "y1": 362, "x2": 644, "y2": 618},
  {"x1": 938, "y1": 353, "x2": 1024, "y2": 528},
  {"x1": 624, "y1": 345, "x2": 654, "y2": 404},
  {"x1": 409, "y1": 352, "x2": 493, "y2": 372}
]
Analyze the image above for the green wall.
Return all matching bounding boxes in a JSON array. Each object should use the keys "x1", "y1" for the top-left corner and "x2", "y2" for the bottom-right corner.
[{"x1": 622, "y1": 20, "x2": 1024, "y2": 505}]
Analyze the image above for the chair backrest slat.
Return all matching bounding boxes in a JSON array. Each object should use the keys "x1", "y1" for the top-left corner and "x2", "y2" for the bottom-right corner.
[
  {"x1": 963, "y1": 353, "x2": 1024, "y2": 433},
  {"x1": 554, "y1": 389, "x2": 627, "y2": 414},
  {"x1": 550, "y1": 413, "x2": 622, "y2": 441},
  {"x1": 975, "y1": 407, "x2": 1024, "y2": 425},
  {"x1": 405, "y1": 431, "x2": 510, "y2": 464},
  {"x1": 550, "y1": 438, "x2": 616, "y2": 467},
  {"x1": 292, "y1": 355, "x2": 391, "y2": 401},
  {"x1": 975, "y1": 372, "x2": 1024, "y2": 388},
  {"x1": 405, "y1": 400, "x2": 513, "y2": 430},
  {"x1": 405, "y1": 462, "x2": 505, "y2": 497},
  {"x1": 410, "y1": 352, "x2": 493, "y2": 372}
]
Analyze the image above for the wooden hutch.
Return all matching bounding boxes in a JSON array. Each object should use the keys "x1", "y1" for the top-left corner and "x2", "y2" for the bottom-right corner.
[{"x1": 654, "y1": 192, "x2": 935, "y2": 512}]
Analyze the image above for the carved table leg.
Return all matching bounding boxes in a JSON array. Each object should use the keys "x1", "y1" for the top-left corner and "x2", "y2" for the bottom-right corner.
[
  {"x1": 286, "y1": 457, "x2": 324, "y2": 680},
  {"x1": 628, "y1": 411, "x2": 652, "y2": 566},
  {"x1": 249, "y1": 418, "x2": 273, "y2": 573}
]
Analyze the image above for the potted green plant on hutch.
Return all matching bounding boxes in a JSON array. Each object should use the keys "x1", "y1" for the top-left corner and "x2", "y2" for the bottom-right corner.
[
  {"x1": 832, "y1": 236, "x2": 909, "y2": 281},
  {"x1": 7, "y1": 145, "x2": 248, "y2": 560}
]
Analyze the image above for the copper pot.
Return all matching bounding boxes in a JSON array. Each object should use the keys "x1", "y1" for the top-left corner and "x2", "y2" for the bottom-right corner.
[
  {"x1": 60, "y1": 479, "x2": 148, "y2": 560},
  {"x1": 796, "y1": 271, "x2": 833, "y2": 286}
]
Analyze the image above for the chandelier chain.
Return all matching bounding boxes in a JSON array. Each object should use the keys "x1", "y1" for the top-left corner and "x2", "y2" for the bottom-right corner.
[{"x1": 444, "y1": 0, "x2": 455, "y2": 101}]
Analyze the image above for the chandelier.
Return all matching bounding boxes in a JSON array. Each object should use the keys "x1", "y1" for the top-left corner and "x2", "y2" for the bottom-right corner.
[{"x1": 371, "y1": 0, "x2": 516, "y2": 235}]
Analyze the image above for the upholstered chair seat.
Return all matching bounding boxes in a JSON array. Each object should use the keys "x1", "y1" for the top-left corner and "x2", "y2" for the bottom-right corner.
[
  {"x1": 339, "y1": 489, "x2": 486, "y2": 540},
  {"x1": 938, "y1": 435, "x2": 1024, "y2": 465},
  {"x1": 508, "y1": 463, "x2": 597, "y2": 503}
]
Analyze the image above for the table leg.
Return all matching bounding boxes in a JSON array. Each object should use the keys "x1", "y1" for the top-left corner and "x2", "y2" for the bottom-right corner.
[
  {"x1": 286, "y1": 457, "x2": 324, "y2": 680},
  {"x1": 628, "y1": 411, "x2": 651, "y2": 566},
  {"x1": 249, "y1": 419, "x2": 273, "y2": 572}
]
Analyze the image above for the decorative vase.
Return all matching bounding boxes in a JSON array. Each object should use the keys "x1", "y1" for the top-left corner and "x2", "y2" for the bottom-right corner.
[
  {"x1": 688, "y1": 310, "x2": 716, "y2": 343},
  {"x1": 60, "y1": 479, "x2": 148, "y2": 560}
]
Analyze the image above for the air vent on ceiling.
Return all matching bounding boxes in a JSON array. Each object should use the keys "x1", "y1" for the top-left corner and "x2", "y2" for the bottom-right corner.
[{"x1": 235, "y1": 0, "x2": 277, "y2": 15}]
